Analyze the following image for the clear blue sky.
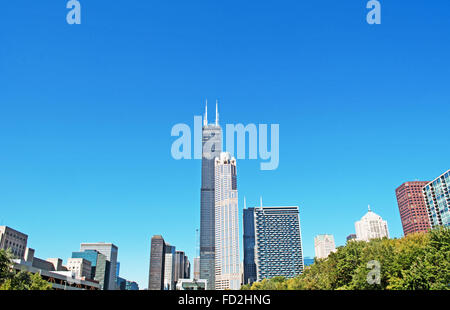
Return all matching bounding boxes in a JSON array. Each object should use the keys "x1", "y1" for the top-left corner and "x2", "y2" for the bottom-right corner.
[{"x1": 1, "y1": 1, "x2": 449, "y2": 289}]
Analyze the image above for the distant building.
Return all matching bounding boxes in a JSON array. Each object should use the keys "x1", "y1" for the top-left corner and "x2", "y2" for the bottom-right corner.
[
  {"x1": 163, "y1": 244, "x2": 176, "y2": 290},
  {"x1": 346, "y1": 234, "x2": 357, "y2": 243},
  {"x1": 423, "y1": 170, "x2": 450, "y2": 228},
  {"x1": 243, "y1": 207, "x2": 257, "y2": 285},
  {"x1": 126, "y1": 281, "x2": 139, "y2": 290},
  {"x1": 193, "y1": 257, "x2": 200, "y2": 280},
  {"x1": 303, "y1": 257, "x2": 314, "y2": 267},
  {"x1": 200, "y1": 101, "x2": 222, "y2": 290},
  {"x1": 176, "y1": 279, "x2": 207, "y2": 290},
  {"x1": 214, "y1": 152, "x2": 241, "y2": 290},
  {"x1": 117, "y1": 277, "x2": 127, "y2": 290},
  {"x1": 314, "y1": 234, "x2": 336, "y2": 259},
  {"x1": 0, "y1": 226, "x2": 28, "y2": 259},
  {"x1": 396, "y1": 181, "x2": 431, "y2": 235},
  {"x1": 355, "y1": 206, "x2": 389, "y2": 242},
  {"x1": 254, "y1": 206, "x2": 304, "y2": 281},
  {"x1": 67, "y1": 258, "x2": 92, "y2": 279},
  {"x1": 80, "y1": 243, "x2": 118, "y2": 290},
  {"x1": 72, "y1": 249, "x2": 110, "y2": 290},
  {"x1": 149, "y1": 235, "x2": 166, "y2": 290}
]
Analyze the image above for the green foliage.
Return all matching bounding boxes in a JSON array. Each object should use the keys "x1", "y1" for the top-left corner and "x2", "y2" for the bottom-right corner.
[
  {"x1": 0, "y1": 249, "x2": 52, "y2": 290},
  {"x1": 242, "y1": 227, "x2": 450, "y2": 290}
]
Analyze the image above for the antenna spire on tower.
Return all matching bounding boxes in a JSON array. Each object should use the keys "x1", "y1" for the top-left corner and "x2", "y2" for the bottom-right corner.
[
  {"x1": 260, "y1": 196, "x2": 263, "y2": 208},
  {"x1": 368, "y1": 204, "x2": 371, "y2": 212},
  {"x1": 204, "y1": 99, "x2": 208, "y2": 126},
  {"x1": 215, "y1": 100, "x2": 219, "y2": 126}
]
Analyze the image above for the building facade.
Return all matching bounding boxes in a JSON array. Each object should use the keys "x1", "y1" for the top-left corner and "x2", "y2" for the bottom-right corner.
[
  {"x1": 80, "y1": 243, "x2": 118, "y2": 290},
  {"x1": 314, "y1": 234, "x2": 336, "y2": 259},
  {"x1": 243, "y1": 207, "x2": 257, "y2": 285},
  {"x1": 346, "y1": 234, "x2": 357, "y2": 243},
  {"x1": 355, "y1": 206, "x2": 389, "y2": 241},
  {"x1": 67, "y1": 258, "x2": 92, "y2": 279},
  {"x1": 200, "y1": 101, "x2": 222, "y2": 290},
  {"x1": 396, "y1": 181, "x2": 431, "y2": 235},
  {"x1": 193, "y1": 257, "x2": 200, "y2": 280},
  {"x1": 72, "y1": 249, "x2": 110, "y2": 290},
  {"x1": 254, "y1": 206, "x2": 304, "y2": 281},
  {"x1": 148, "y1": 235, "x2": 166, "y2": 290},
  {"x1": 214, "y1": 152, "x2": 240, "y2": 290},
  {"x1": 423, "y1": 170, "x2": 450, "y2": 228},
  {"x1": 163, "y1": 244, "x2": 176, "y2": 290},
  {"x1": 0, "y1": 226, "x2": 28, "y2": 259}
]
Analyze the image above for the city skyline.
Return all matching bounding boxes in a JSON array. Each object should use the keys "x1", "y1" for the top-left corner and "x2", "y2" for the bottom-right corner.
[{"x1": 1, "y1": 1, "x2": 450, "y2": 290}]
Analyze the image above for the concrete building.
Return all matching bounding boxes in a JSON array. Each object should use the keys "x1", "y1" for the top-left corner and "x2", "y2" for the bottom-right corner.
[
  {"x1": 200, "y1": 100, "x2": 222, "y2": 290},
  {"x1": 149, "y1": 235, "x2": 166, "y2": 290},
  {"x1": 396, "y1": 181, "x2": 431, "y2": 235},
  {"x1": 0, "y1": 226, "x2": 28, "y2": 259},
  {"x1": 214, "y1": 152, "x2": 240, "y2": 290},
  {"x1": 80, "y1": 242, "x2": 118, "y2": 290},
  {"x1": 67, "y1": 258, "x2": 92, "y2": 279},
  {"x1": 193, "y1": 257, "x2": 200, "y2": 280},
  {"x1": 355, "y1": 205, "x2": 389, "y2": 242},
  {"x1": 423, "y1": 170, "x2": 450, "y2": 228},
  {"x1": 72, "y1": 249, "x2": 110, "y2": 290},
  {"x1": 314, "y1": 234, "x2": 336, "y2": 259},
  {"x1": 253, "y1": 206, "x2": 304, "y2": 281}
]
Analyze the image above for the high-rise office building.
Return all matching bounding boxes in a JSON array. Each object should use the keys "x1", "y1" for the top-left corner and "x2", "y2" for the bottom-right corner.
[
  {"x1": 214, "y1": 152, "x2": 240, "y2": 290},
  {"x1": 200, "y1": 100, "x2": 222, "y2": 290},
  {"x1": 355, "y1": 206, "x2": 389, "y2": 242},
  {"x1": 148, "y1": 235, "x2": 166, "y2": 290},
  {"x1": 72, "y1": 249, "x2": 109, "y2": 289},
  {"x1": 314, "y1": 234, "x2": 336, "y2": 259},
  {"x1": 67, "y1": 258, "x2": 92, "y2": 279},
  {"x1": 174, "y1": 251, "x2": 187, "y2": 283},
  {"x1": 253, "y1": 206, "x2": 304, "y2": 281},
  {"x1": 80, "y1": 242, "x2": 118, "y2": 290},
  {"x1": 243, "y1": 207, "x2": 257, "y2": 285},
  {"x1": 0, "y1": 226, "x2": 28, "y2": 259},
  {"x1": 423, "y1": 170, "x2": 450, "y2": 228},
  {"x1": 184, "y1": 255, "x2": 190, "y2": 280},
  {"x1": 163, "y1": 244, "x2": 176, "y2": 290},
  {"x1": 396, "y1": 181, "x2": 431, "y2": 235}
]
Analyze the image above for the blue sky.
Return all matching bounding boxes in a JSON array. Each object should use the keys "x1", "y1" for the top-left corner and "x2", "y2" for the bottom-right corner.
[{"x1": 1, "y1": 1, "x2": 449, "y2": 289}]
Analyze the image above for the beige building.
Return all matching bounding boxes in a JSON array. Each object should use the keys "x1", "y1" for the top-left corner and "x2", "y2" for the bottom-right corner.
[
  {"x1": 314, "y1": 234, "x2": 336, "y2": 259},
  {"x1": 67, "y1": 258, "x2": 92, "y2": 279},
  {"x1": 0, "y1": 226, "x2": 28, "y2": 258}
]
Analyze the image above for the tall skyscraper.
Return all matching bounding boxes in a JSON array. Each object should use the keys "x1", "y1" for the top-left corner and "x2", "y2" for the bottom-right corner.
[
  {"x1": 200, "y1": 100, "x2": 222, "y2": 290},
  {"x1": 174, "y1": 251, "x2": 187, "y2": 283},
  {"x1": 423, "y1": 170, "x2": 450, "y2": 228},
  {"x1": 80, "y1": 242, "x2": 118, "y2": 290},
  {"x1": 314, "y1": 234, "x2": 336, "y2": 259},
  {"x1": 396, "y1": 181, "x2": 431, "y2": 235},
  {"x1": 355, "y1": 206, "x2": 389, "y2": 242},
  {"x1": 163, "y1": 244, "x2": 176, "y2": 290},
  {"x1": 243, "y1": 207, "x2": 257, "y2": 285},
  {"x1": 214, "y1": 152, "x2": 240, "y2": 290},
  {"x1": 253, "y1": 206, "x2": 304, "y2": 281},
  {"x1": 148, "y1": 235, "x2": 166, "y2": 290}
]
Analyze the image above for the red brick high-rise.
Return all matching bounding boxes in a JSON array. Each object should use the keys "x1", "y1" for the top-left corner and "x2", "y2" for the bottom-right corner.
[{"x1": 395, "y1": 181, "x2": 430, "y2": 236}]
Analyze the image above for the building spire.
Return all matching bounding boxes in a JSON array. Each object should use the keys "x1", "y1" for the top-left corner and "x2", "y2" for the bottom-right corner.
[
  {"x1": 260, "y1": 196, "x2": 263, "y2": 208},
  {"x1": 215, "y1": 100, "x2": 219, "y2": 126},
  {"x1": 244, "y1": 196, "x2": 247, "y2": 209},
  {"x1": 204, "y1": 99, "x2": 208, "y2": 126},
  {"x1": 368, "y1": 204, "x2": 371, "y2": 212}
]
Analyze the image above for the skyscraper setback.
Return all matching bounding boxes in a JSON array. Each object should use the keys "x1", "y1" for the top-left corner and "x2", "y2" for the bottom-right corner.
[
  {"x1": 200, "y1": 100, "x2": 222, "y2": 290},
  {"x1": 396, "y1": 181, "x2": 430, "y2": 235},
  {"x1": 214, "y1": 152, "x2": 240, "y2": 290}
]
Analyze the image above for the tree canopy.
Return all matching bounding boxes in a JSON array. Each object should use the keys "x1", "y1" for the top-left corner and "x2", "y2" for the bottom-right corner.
[
  {"x1": 0, "y1": 249, "x2": 52, "y2": 290},
  {"x1": 242, "y1": 227, "x2": 450, "y2": 290}
]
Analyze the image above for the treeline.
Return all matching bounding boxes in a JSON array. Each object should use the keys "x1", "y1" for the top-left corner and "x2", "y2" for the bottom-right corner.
[
  {"x1": 0, "y1": 249, "x2": 52, "y2": 290},
  {"x1": 241, "y1": 227, "x2": 450, "y2": 290}
]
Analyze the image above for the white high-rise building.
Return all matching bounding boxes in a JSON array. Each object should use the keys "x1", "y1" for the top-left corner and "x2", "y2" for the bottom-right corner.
[
  {"x1": 214, "y1": 152, "x2": 240, "y2": 290},
  {"x1": 314, "y1": 234, "x2": 336, "y2": 259},
  {"x1": 355, "y1": 206, "x2": 389, "y2": 242},
  {"x1": 163, "y1": 244, "x2": 176, "y2": 290}
]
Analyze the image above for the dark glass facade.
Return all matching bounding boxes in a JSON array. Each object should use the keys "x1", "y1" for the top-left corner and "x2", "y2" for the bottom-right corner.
[{"x1": 243, "y1": 207, "x2": 257, "y2": 285}]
